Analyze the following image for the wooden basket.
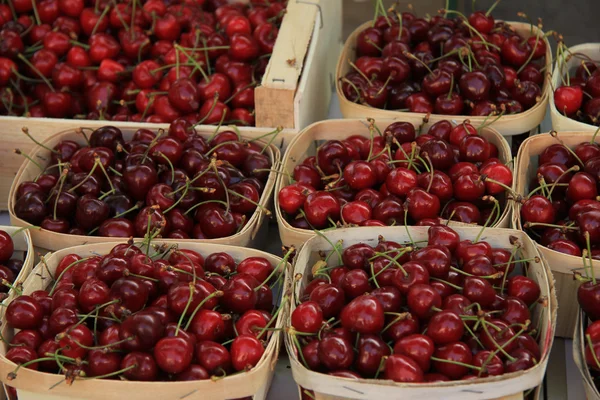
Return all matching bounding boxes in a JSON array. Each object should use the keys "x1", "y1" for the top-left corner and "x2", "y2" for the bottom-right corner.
[
  {"x1": 513, "y1": 131, "x2": 600, "y2": 337},
  {"x1": 550, "y1": 43, "x2": 600, "y2": 132},
  {"x1": 573, "y1": 309, "x2": 600, "y2": 400},
  {"x1": 275, "y1": 118, "x2": 514, "y2": 249},
  {"x1": 336, "y1": 21, "x2": 552, "y2": 137},
  {"x1": 0, "y1": 0, "x2": 343, "y2": 210},
  {"x1": 8, "y1": 127, "x2": 280, "y2": 252},
  {"x1": 285, "y1": 226, "x2": 556, "y2": 400},
  {"x1": 0, "y1": 240, "x2": 291, "y2": 400}
]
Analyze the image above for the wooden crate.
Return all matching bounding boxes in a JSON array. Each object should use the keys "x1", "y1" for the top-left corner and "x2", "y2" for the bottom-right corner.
[
  {"x1": 0, "y1": 0, "x2": 342, "y2": 210},
  {"x1": 286, "y1": 226, "x2": 556, "y2": 400},
  {"x1": 275, "y1": 118, "x2": 514, "y2": 249},
  {"x1": 9, "y1": 126, "x2": 279, "y2": 251},
  {"x1": 335, "y1": 21, "x2": 552, "y2": 137},
  {"x1": 513, "y1": 131, "x2": 600, "y2": 338},
  {"x1": 0, "y1": 240, "x2": 291, "y2": 400},
  {"x1": 550, "y1": 43, "x2": 600, "y2": 132}
]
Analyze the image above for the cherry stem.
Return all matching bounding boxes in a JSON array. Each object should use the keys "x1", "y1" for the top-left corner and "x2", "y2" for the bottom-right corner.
[
  {"x1": 429, "y1": 356, "x2": 482, "y2": 371},
  {"x1": 480, "y1": 319, "x2": 518, "y2": 361},
  {"x1": 474, "y1": 197, "x2": 499, "y2": 242},
  {"x1": 14, "y1": 148, "x2": 43, "y2": 171},
  {"x1": 70, "y1": 299, "x2": 121, "y2": 330},
  {"x1": 585, "y1": 232, "x2": 597, "y2": 285},
  {"x1": 90, "y1": 7, "x2": 110, "y2": 36},
  {"x1": 372, "y1": 251, "x2": 409, "y2": 277},
  {"x1": 523, "y1": 222, "x2": 579, "y2": 231},
  {"x1": 226, "y1": 188, "x2": 270, "y2": 216},
  {"x1": 381, "y1": 312, "x2": 411, "y2": 333},
  {"x1": 174, "y1": 44, "x2": 210, "y2": 82},
  {"x1": 586, "y1": 334, "x2": 600, "y2": 371},
  {"x1": 163, "y1": 180, "x2": 190, "y2": 215},
  {"x1": 48, "y1": 257, "x2": 91, "y2": 295},
  {"x1": 53, "y1": 167, "x2": 69, "y2": 220},
  {"x1": 8, "y1": 356, "x2": 73, "y2": 380},
  {"x1": 347, "y1": 59, "x2": 372, "y2": 84},
  {"x1": 550, "y1": 131, "x2": 585, "y2": 167},
  {"x1": 17, "y1": 54, "x2": 54, "y2": 90},
  {"x1": 403, "y1": 209, "x2": 416, "y2": 246},
  {"x1": 516, "y1": 31, "x2": 541, "y2": 75},
  {"x1": 546, "y1": 165, "x2": 580, "y2": 199},
  {"x1": 430, "y1": 277, "x2": 462, "y2": 290},
  {"x1": 404, "y1": 51, "x2": 433, "y2": 75},
  {"x1": 181, "y1": 290, "x2": 224, "y2": 332},
  {"x1": 485, "y1": 0, "x2": 501, "y2": 16},
  {"x1": 298, "y1": 209, "x2": 343, "y2": 265},
  {"x1": 290, "y1": 330, "x2": 310, "y2": 368},
  {"x1": 183, "y1": 199, "x2": 228, "y2": 216},
  {"x1": 256, "y1": 296, "x2": 288, "y2": 340}
]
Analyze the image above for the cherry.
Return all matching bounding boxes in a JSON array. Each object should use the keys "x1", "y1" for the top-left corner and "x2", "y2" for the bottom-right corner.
[
  {"x1": 355, "y1": 334, "x2": 391, "y2": 377},
  {"x1": 505, "y1": 348, "x2": 537, "y2": 373},
  {"x1": 303, "y1": 192, "x2": 341, "y2": 228},
  {"x1": 481, "y1": 319, "x2": 518, "y2": 354},
  {"x1": 407, "y1": 284, "x2": 441, "y2": 319},
  {"x1": 340, "y1": 295, "x2": 384, "y2": 334},
  {"x1": 196, "y1": 341, "x2": 231, "y2": 374},
  {"x1": 175, "y1": 364, "x2": 210, "y2": 381},
  {"x1": 393, "y1": 334, "x2": 434, "y2": 372},
  {"x1": 57, "y1": 324, "x2": 94, "y2": 359},
  {"x1": 6, "y1": 296, "x2": 44, "y2": 330},
  {"x1": 392, "y1": 261, "x2": 430, "y2": 294},
  {"x1": 578, "y1": 281, "x2": 600, "y2": 321},
  {"x1": 521, "y1": 195, "x2": 555, "y2": 225},
  {"x1": 318, "y1": 336, "x2": 354, "y2": 370},
  {"x1": 85, "y1": 350, "x2": 122, "y2": 378},
  {"x1": 473, "y1": 350, "x2": 504, "y2": 377},
  {"x1": 221, "y1": 273, "x2": 259, "y2": 314},
  {"x1": 427, "y1": 310, "x2": 464, "y2": 345},
  {"x1": 463, "y1": 276, "x2": 496, "y2": 307},
  {"x1": 428, "y1": 225, "x2": 460, "y2": 253},
  {"x1": 501, "y1": 297, "x2": 531, "y2": 325},
  {"x1": 121, "y1": 352, "x2": 158, "y2": 381},
  {"x1": 432, "y1": 342, "x2": 473, "y2": 380},
  {"x1": 507, "y1": 276, "x2": 541, "y2": 306},
  {"x1": 459, "y1": 71, "x2": 490, "y2": 101},
  {"x1": 230, "y1": 334, "x2": 264, "y2": 371},
  {"x1": 120, "y1": 311, "x2": 165, "y2": 352},
  {"x1": 154, "y1": 336, "x2": 194, "y2": 374},
  {"x1": 567, "y1": 172, "x2": 598, "y2": 202},
  {"x1": 406, "y1": 188, "x2": 441, "y2": 221},
  {"x1": 309, "y1": 284, "x2": 345, "y2": 319},
  {"x1": 384, "y1": 354, "x2": 424, "y2": 382},
  {"x1": 6, "y1": 347, "x2": 39, "y2": 371}
]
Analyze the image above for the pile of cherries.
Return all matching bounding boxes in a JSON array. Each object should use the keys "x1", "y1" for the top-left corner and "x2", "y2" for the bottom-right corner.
[
  {"x1": 3, "y1": 242, "x2": 288, "y2": 389},
  {"x1": 553, "y1": 45, "x2": 600, "y2": 126},
  {"x1": 519, "y1": 132, "x2": 600, "y2": 257},
  {"x1": 339, "y1": 2, "x2": 547, "y2": 116},
  {"x1": 0, "y1": 0, "x2": 287, "y2": 126},
  {"x1": 289, "y1": 225, "x2": 545, "y2": 386},
  {"x1": 13, "y1": 119, "x2": 274, "y2": 239},
  {"x1": 0, "y1": 229, "x2": 25, "y2": 296},
  {"x1": 278, "y1": 119, "x2": 513, "y2": 228}
]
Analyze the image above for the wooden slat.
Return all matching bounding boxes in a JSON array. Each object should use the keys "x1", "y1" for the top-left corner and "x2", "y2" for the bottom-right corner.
[{"x1": 255, "y1": 0, "x2": 319, "y2": 128}]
